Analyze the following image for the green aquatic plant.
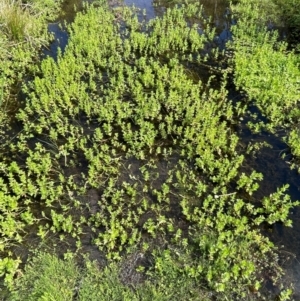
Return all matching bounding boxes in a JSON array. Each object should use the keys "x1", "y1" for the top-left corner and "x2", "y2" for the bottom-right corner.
[
  {"x1": 0, "y1": 1, "x2": 298, "y2": 299},
  {"x1": 230, "y1": 0, "x2": 300, "y2": 173},
  {"x1": 0, "y1": 0, "x2": 66, "y2": 288}
]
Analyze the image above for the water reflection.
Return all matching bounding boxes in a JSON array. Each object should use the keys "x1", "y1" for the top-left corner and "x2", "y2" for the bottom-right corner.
[
  {"x1": 124, "y1": 0, "x2": 232, "y2": 47},
  {"x1": 124, "y1": 0, "x2": 156, "y2": 18},
  {"x1": 43, "y1": 0, "x2": 83, "y2": 60},
  {"x1": 43, "y1": 23, "x2": 69, "y2": 60},
  {"x1": 60, "y1": 0, "x2": 83, "y2": 23}
]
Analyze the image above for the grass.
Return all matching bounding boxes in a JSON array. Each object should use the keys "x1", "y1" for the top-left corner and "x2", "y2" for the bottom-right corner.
[
  {"x1": 0, "y1": 0, "x2": 36, "y2": 41},
  {"x1": 9, "y1": 251, "x2": 214, "y2": 301},
  {"x1": 10, "y1": 253, "x2": 79, "y2": 301},
  {"x1": 0, "y1": 0, "x2": 62, "y2": 42}
]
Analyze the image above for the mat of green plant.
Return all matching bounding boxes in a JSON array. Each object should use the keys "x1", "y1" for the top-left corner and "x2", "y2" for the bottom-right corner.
[
  {"x1": 230, "y1": 0, "x2": 300, "y2": 169},
  {"x1": 0, "y1": 0, "x2": 62, "y2": 290},
  {"x1": 0, "y1": 0, "x2": 299, "y2": 300}
]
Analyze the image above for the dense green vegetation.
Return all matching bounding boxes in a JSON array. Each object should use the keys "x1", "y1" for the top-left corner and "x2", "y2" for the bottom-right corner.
[
  {"x1": 0, "y1": 0, "x2": 62, "y2": 290},
  {"x1": 230, "y1": 0, "x2": 300, "y2": 170},
  {"x1": 10, "y1": 252, "x2": 215, "y2": 301},
  {"x1": 1, "y1": 0, "x2": 300, "y2": 300}
]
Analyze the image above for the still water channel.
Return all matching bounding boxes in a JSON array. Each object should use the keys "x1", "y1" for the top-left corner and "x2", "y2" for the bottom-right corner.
[{"x1": 22, "y1": 0, "x2": 300, "y2": 297}]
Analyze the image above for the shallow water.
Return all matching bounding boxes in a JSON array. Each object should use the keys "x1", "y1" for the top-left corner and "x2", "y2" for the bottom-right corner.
[
  {"x1": 8, "y1": 0, "x2": 300, "y2": 298},
  {"x1": 121, "y1": 0, "x2": 300, "y2": 296},
  {"x1": 239, "y1": 117, "x2": 300, "y2": 297}
]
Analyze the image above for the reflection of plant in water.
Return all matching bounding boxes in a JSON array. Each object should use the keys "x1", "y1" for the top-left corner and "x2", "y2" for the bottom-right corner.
[{"x1": 0, "y1": 1, "x2": 298, "y2": 299}]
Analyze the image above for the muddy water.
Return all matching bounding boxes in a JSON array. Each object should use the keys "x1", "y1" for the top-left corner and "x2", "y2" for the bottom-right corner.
[{"x1": 11, "y1": 0, "x2": 300, "y2": 298}]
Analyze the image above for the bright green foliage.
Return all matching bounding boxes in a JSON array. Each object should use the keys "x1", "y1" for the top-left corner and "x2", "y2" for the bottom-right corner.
[
  {"x1": 231, "y1": 0, "x2": 300, "y2": 129},
  {"x1": 0, "y1": 1, "x2": 298, "y2": 299},
  {"x1": 230, "y1": 0, "x2": 300, "y2": 173},
  {"x1": 0, "y1": 0, "x2": 62, "y2": 289},
  {"x1": 0, "y1": 256, "x2": 21, "y2": 291},
  {"x1": 10, "y1": 252, "x2": 213, "y2": 301}
]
